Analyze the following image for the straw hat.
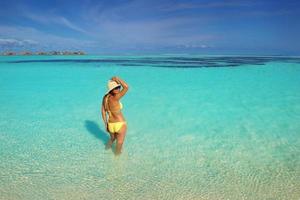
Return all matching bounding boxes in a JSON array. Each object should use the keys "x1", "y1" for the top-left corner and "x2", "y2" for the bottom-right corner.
[{"x1": 106, "y1": 80, "x2": 121, "y2": 94}]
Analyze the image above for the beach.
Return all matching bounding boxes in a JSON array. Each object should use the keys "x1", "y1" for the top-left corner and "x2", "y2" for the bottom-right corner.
[{"x1": 1, "y1": 55, "x2": 300, "y2": 199}]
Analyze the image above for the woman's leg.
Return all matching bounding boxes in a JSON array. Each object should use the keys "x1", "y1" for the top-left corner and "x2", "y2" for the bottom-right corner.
[
  {"x1": 105, "y1": 132, "x2": 116, "y2": 149},
  {"x1": 115, "y1": 123, "x2": 127, "y2": 155}
]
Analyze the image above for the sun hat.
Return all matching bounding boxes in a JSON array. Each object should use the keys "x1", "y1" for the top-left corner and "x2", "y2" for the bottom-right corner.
[{"x1": 106, "y1": 80, "x2": 121, "y2": 94}]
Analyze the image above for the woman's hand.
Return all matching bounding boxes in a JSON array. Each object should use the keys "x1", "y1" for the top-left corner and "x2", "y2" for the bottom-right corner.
[
  {"x1": 111, "y1": 76, "x2": 121, "y2": 83},
  {"x1": 111, "y1": 76, "x2": 118, "y2": 81}
]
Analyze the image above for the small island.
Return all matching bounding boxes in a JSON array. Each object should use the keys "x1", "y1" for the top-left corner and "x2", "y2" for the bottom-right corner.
[{"x1": 1, "y1": 51, "x2": 86, "y2": 56}]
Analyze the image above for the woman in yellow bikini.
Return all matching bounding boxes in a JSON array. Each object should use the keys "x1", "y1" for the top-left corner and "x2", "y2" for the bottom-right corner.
[{"x1": 101, "y1": 76, "x2": 129, "y2": 155}]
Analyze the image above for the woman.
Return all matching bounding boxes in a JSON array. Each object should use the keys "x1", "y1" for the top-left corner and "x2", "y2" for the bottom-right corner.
[{"x1": 101, "y1": 76, "x2": 129, "y2": 155}]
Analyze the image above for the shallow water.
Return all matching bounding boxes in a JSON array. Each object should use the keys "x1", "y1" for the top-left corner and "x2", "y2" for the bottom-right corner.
[{"x1": 1, "y1": 55, "x2": 300, "y2": 200}]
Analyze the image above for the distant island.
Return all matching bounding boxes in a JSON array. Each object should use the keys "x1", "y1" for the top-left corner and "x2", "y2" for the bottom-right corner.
[{"x1": 1, "y1": 51, "x2": 86, "y2": 56}]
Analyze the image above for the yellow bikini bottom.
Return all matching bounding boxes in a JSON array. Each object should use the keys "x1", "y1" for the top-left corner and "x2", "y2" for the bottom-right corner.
[{"x1": 108, "y1": 121, "x2": 126, "y2": 133}]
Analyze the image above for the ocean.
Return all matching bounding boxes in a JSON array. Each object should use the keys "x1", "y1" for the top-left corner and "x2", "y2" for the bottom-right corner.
[{"x1": 1, "y1": 55, "x2": 300, "y2": 199}]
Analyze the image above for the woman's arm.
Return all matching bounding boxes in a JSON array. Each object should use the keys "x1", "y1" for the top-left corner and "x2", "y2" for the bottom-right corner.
[
  {"x1": 112, "y1": 76, "x2": 129, "y2": 99},
  {"x1": 101, "y1": 96, "x2": 108, "y2": 130}
]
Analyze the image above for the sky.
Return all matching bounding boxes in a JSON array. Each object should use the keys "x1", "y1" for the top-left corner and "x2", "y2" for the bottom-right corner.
[{"x1": 0, "y1": 0, "x2": 299, "y2": 55}]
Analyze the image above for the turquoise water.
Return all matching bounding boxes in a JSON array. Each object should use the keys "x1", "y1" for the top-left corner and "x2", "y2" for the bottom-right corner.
[{"x1": 1, "y1": 55, "x2": 300, "y2": 199}]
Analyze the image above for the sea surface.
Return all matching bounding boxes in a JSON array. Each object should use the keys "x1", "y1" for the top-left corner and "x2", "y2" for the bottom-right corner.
[{"x1": 1, "y1": 55, "x2": 300, "y2": 200}]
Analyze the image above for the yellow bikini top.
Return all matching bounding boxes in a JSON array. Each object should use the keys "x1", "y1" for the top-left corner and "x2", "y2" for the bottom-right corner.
[{"x1": 105, "y1": 95, "x2": 123, "y2": 114}]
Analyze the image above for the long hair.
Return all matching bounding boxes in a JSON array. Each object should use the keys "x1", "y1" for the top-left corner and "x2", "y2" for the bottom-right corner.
[{"x1": 103, "y1": 93, "x2": 110, "y2": 112}]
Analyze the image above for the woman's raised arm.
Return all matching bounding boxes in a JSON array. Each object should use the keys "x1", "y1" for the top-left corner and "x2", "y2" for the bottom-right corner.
[{"x1": 112, "y1": 76, "x2": 129, "y2": 99}]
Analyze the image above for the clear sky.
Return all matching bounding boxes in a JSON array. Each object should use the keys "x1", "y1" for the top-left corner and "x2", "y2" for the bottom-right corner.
[{"x1": 0, "y1": 0, "x2": 299, "y2": 55}]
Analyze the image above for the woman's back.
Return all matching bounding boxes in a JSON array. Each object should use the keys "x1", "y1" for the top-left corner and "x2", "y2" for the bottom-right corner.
[{"x1": 105, "y1": 94, "x2": 125, "y2": 122}]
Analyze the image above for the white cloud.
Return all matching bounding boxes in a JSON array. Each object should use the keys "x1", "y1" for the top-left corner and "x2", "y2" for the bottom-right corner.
[
  {"x1": 0, "y1": 25, "x2": 97, "y2": 50},
  {"x1": 22, "y1": 11, "x2": 88, "y2": 34},
  {"x1": 89, "y1": 18, "x2": 216, "y2": 50},
  {"x1": 160, "y1": 1, "x2": 257, "y2": 11},
  {"x1": 84, "y1": 2, "x2": 217, "y2": 48},
  {"x1": 175, "y1": 43, "x2": 213, "y2": 49},
  {"x1": 0, "y1": 38, "x2": 38, "y2": 47},
  {"x1": 0, "y1": 1, "x2": 220, "y2": 52},
  {"x1": 59, "y1": 17, "x2": 88, "y2": 34}
]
